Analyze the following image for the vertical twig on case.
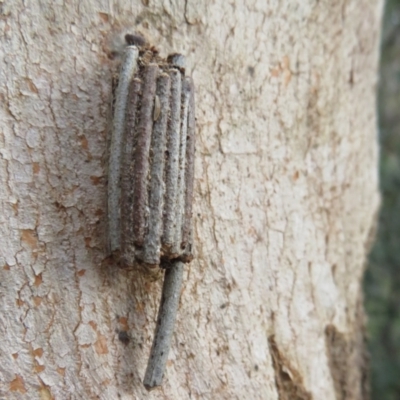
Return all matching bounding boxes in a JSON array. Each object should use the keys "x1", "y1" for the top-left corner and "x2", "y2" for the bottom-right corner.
[
  {"x1": 162, "y1": 69, "x2": 182, "y2": 251},
  {"x1": 121, "y1": 78, "x2": 141, "y2": 260},
  {"x1": 182, "y1": 78, "x2": 196, "y2": 252},
  {"x1": 132, "y1": 64, "x2": 159, "y2": 247},
  {"x1": 143, "y1": 73, "x2": 171, "y2": 266},
  {"x1": 143, "y1": 261, "x2": 185, "y2": 390},
  {"x1": 172, "y1": 79, "x2": 192, "y2": 256},
  {"x1": 109, "y1": 46, "x2": 139, "y2": 254}
]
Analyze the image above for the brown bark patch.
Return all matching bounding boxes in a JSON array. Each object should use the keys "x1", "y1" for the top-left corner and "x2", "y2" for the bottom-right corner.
[
  {"x1": 34, "y1": 362, "x2": 45, "y2": 373},
  {"x1": 80, "y1": 135, "x2": 89, "y2": 150},
  {"x1": 118, "y1": 316, "x2": 129, "y2": 330},
  {"x1": 21, "y1": 229, "x2": 38, "y2": 250},
  {"x1": 16, "y1": 299, "x2": 25, "y2": 307},
  {"x1": 90, "y1": 176, "x2": 102, "y2": 185},
  {"x1": 39, "y1": 386, "x2": 53, "y2": 400},
  {"x1": 26, "y1": 79, "x2": 39, "y2": 94},
  {"x1": 98, "y1": 12, "x2": 109, "y2": 22},
  {"x1": 33, "y1": 348, "x2": 44, "y2": 358},
  {"x1": 89, "y1": 321, "x2": 97, "y2": 330},
  {"x1": 95, "y1": 208, "x2": 104, "y2": 217},
  {"x1": 33, "y1": 296, "x2": 42, "y2": 306},
  {"x1": 34, "y1": 273, "x2": 43, "y2": 286},
  {"x1": 10, "y1": 375, "x2": 27, "y2": 393},
  {"x1": 268, "y1": 336, "x2": 312, "y2": 400},
  {"x1": 32, "y1": 162, "x2": 40, "y2": 174},
  {"x1": 95, "y1": 334, "x2": 109, "y2": 355}
]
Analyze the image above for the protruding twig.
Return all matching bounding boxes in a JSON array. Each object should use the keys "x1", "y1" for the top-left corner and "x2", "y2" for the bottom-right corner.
[
  {"x1": 125, "y1": 33, "x2": 146, "y2": 47},
  {"x1": 143, "y1": 261, "x2": 185, "y2": 390},
  {"x1": 167, "y1": 53, "x2": 186, "y2": 70},
  {"x1": 109, "y1": 46, "x2": 139, "y2": 254}
]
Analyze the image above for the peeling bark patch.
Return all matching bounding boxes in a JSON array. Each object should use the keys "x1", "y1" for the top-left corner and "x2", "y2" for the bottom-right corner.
[
  {"x1": 89, "y1": 321, "x2": 97, "y2": 330},
  {"x1": 95, "y1": 208, "x2": 104, "y2": 217},
  {"x1": 80, "y1": 135, "x2": 88, "y2": 150},
  {"x1": 21, "y1": 229, "x2": 38, "y2": 249},
  {"x1": 118, "y1": 316, "x2": 128, "y2": 330},
  {"x1": 271, "y1": 67, "x2": 280, "y2": 77},
  {"x1": 10, "y1": 375, "x2": 27, "y2": 393},
  {"x1": 268, "y1": 336, "x2": 312, "y2": 400},
  {"x1": 33, "y1": 348, "x2": 44, "y2": 357},
  {"x1": 39, "y1": 386, "x2": 52, "y2": 400},
  {"x1": 26, "y1": 79, "x2": 39, "y2": 94},
  {"x1": 324, "y1": 324, "x2": 370, "y2": 400},
  {"x1": 34, "y1": 362, "x2": 45, "y2": 373},
  {"x1": 90, "y1": 176, "x2": 102, "y2": 185},
  {"x1": 33, "y1": 296, "x2": 42, "y2": 306},
  {"x1": 98, "y1": 12, "x2": 109, "y2": 23},
  {"x1": 281, "y1": 55, "x2": 292, "y2": 87},
  {"x1": 95, "y1": 334, "x2": 109, "y2": 355},
  {"x1": 34, "y1": 273, "x2": 42, "y2": 286}
]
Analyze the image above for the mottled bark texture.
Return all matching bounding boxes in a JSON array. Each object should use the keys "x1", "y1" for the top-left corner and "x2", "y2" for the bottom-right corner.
[{"x1": 0, "y1": 1, "x2": 382, "y2": 399}]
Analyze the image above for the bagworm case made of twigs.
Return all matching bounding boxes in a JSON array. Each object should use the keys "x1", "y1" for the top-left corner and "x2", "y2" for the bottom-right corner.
[
  {"x1": 108, "y1": 35, "x2": 195, "y2": 390},
  {"x1": 108, "y1": 37, "x2": 195, "y2": 277}
]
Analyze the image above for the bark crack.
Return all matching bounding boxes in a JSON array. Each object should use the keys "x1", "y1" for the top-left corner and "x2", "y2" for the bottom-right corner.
[{"x1": 269, "y1": 336, "x2": 312, "y2": 400}]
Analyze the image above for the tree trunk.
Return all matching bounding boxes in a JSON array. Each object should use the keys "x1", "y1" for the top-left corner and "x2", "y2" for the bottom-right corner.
[{"x1": 0, "y1": 1, "x2": 382, "y2": 399}]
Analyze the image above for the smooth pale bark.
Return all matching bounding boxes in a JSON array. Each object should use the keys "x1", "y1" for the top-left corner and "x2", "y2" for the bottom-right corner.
[{"x1": 0, "y1": 1, "x2": 382, "y2": 399}]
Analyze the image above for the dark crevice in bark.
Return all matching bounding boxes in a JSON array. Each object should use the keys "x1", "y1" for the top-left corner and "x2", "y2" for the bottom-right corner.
[{"x1": 268, "y1": 335, "x2": 312, "y2": 400}]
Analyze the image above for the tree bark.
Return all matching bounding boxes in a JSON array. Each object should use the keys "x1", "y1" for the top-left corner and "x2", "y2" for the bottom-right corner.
[{"x1": 0, "y1": 1, "x2": 382, "y2": 399}]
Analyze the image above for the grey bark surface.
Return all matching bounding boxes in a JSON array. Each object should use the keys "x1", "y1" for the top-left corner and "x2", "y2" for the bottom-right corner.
[{"x1": 0, "y1": 1, "x2": 382, "y2": 399}]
